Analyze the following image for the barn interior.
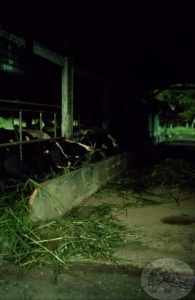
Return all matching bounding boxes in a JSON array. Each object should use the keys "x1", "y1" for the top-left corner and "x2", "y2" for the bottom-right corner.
[
  {"x1": 1, "y1": 6, "x2": 195, "y2": 152},
  {"x1": 0, "y1": 4, "x2": 195, "y2": 299}
]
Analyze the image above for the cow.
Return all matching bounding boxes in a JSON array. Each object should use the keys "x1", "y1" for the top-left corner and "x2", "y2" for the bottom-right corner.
[
  {"x1": 77, "y1": 127, "x2": 120, "y2": 159},
  {"x1": 0, "y1": 128, "x2": 18, "y2": 144},
  {"x1": 22, "y1": 129, "x2": 50, "y2": 140},
  {"x1": 0, "y1": 127, "x2": 50, "y2": 143},
  {"x1": 0, "y1": 128, "x2": 29, "y2": 187},
  {"x1": 0, "y1": 129, "x2": 70, "y2": 190},
  {"x1": 56, "y1": 138, "x2": 94, "y2": 167},
  {"x1": 0, "y1": 125, "x2": 119, "y2": 193},
  {"x1": 0, "y1": 145, "x2": 29, "y2": 194},
  {"x1": 18, "y1": 138, "x2": 71, "y2": 178}
]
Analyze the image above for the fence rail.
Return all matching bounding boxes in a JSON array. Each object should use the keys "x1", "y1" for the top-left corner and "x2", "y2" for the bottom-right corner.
[
  {"x1": 0, "y1": 98, "x2": 61, "y2": 109},
  {"x1": 0, "y1": 136, "x2": 64, "y2": 148},
  {"x1": 0, "y1": 99, "x2": 62, "y2": 155}
]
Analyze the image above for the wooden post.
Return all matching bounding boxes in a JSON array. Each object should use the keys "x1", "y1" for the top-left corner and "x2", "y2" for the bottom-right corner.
[
  {"x1": 33, "y1": 42, "x2": 74, "y2": 138},
  {"x1": 61, "y1": 58, "x2": 73, "y2": 139},
  {"x1": 102, "y1": 81, "x2": 110, "y2": 131},
  {"x1": 39, "y1": 112, "x2": 43, "y2": 132}
]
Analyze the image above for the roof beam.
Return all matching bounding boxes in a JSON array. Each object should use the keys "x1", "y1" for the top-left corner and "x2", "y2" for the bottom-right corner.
[{"x1": 33, "y1": 41, "x2": 65, "y2": 67}]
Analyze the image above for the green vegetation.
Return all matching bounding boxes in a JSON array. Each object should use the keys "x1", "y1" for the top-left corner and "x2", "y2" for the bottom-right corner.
[
  {"x1": 151, "y1": 83, "x2": 195, "y2": 141},
  {"x1": 152, "y1": 83, "x2": 195, "y2": 127},
  {"x1": 0, "y1": 157, "x2": 194, "y2": 273},
  {"x1": 166, "y1": 126, "x2": 195, "y2": 139},
  {"x1": 159, "y1": 125, "x2": 195, "y2": 140},
  {"x1": 0, "y1": 117, "x2": 26, "y2": 129},
  {"x1": 0, "y1": 182, "x2": 129, "y2": 270}
]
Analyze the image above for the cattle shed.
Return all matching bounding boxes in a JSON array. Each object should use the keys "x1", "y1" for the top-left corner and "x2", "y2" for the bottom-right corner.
[
  {"x1": 0, "y1": 25, "x2": 137, "y2": 221},
  {"x1": 0, "y1": 26, "x2": 131, "y2": 142},
  {"x1": 29, "y1": 44, "x2": 131, "y2": 221}
]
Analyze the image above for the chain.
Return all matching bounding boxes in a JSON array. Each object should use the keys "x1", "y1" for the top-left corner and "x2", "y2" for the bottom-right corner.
[
  {"x1": 19, "y1": 143, "x2": 23, "y2": 161},
  {"x1": 11, "y1": 113, "x2": 23, "y2": 161},
  {"x1": 19, "y1": 111, "x2": 23, "y2": 161}
]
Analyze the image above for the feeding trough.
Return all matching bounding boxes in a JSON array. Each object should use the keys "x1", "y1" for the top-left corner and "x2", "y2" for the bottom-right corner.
[{"x1": 29, "y1": 151, "x2": 131, "y2": 221}]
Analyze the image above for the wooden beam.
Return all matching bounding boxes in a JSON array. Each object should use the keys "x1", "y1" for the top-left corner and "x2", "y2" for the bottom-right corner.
[
  {"x1": 33, "y1": 41, "x2": 65, "y2": 67},
  {"x1": 74, "y1": 68, "x2": 105, "y2": 82},
  {"x1": 33, "y1": 41, "x2": 74, "y2": 139},
  {"x1": 61, "y1": 58, "x2": 73, "y2": 139}
]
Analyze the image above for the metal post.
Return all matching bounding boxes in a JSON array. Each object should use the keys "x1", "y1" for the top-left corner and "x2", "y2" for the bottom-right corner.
[
  {"x1": 39, "y1": 112, "x2": 43, "y2": 132},
  {"x1": 19, "y1": 111, "x2": 23, "y2": 161},
  {"x1": 61, "y1": 57, "x2": 73, "y2": 139},
  {"x1": 54, "y1": 113, "x2": 57, "y2": 138}
]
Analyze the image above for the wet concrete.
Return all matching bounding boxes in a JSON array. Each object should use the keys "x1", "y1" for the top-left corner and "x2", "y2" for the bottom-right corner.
[
  {"x1": 0, "y1": 258, "x2": 195, "y2": 300},
  {"x1": 0, "y1": 261, "x2": 150, "y2": 300}
]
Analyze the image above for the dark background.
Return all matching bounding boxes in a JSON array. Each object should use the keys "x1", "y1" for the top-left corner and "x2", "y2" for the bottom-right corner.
[
  {"x1": 1, "y1": 2, "x2": 195, "y2": 86},
  {"x1": 1, "y1": 2, "x2": 195, "y2": 129}
]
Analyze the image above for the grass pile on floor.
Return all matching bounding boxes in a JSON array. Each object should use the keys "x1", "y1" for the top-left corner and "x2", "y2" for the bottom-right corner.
[
  {"x1": 144, "y1": 158, "x2": 195, "y2": 188},
  {"x1": 99, "y1": 159, "x2": 195, "y2": 201},
  {"x1": 0, "y1": 196, "x2": 129, "y2": 269},
  {"x1": 117, "y1": 158, "x2": 195, "y2": 191}
]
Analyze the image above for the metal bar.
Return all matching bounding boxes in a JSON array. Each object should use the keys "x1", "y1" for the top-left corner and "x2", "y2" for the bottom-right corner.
[
  {"x1": 0, "y1": 98, "x2": 61, "y2": 109},
  {"x1": 19, "y1": 111, "x2": 23, "y2": 161},
  {"x1": 19, "y1": 111, "x2": 23, "y2": 141},
  {"x1": 39, "y1": 112, "x2": 43, "y2": 132},
  {"x1": 54, "y1": 113, "x2": 57, "y2": 138},
  {"x1": 0, "y1": 107, "x2": 58, "y2": 114},
  {"x1": 0, "y1": 136, "x2": 64, "y2": 148}
]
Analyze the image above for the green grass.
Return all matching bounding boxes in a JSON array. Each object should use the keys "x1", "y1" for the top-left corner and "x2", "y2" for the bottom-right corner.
[
  {"x1": 0, "y1": 184, "x2": 130, "y2": 270},
  {"x1": 1, "y1": 157, "x2": 194, "y2": 274},
  {"x1": 159, "y1": 126, "x2": 195, "y2": 140},
  {"x1": 0, "y1": 117, "x2": 26, "y2": 129}
]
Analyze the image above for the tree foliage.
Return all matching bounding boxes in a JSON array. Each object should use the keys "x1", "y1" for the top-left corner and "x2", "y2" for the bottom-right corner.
[{"x1": 151, "y1": 83, "x2": 195, "y2": 127}]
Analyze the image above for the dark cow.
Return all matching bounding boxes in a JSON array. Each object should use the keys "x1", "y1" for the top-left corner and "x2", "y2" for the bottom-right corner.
[
  {"x1": 78, "y1": 127, "x2": 119, "y2": 159},
  {"x1": 0, "y1": 129, "x2": 70, "y2": 191},
  {"x1": 0, "y1": 128, "x2": 18, "y2": 143},
  {"x1": 3, "y1": 148, "x2": 28, "y2": 179},
  {"x1": 0, "y1": 127, "x2": 50, "y2": 143},
  {"x1": 0, "y1": 145, "x2": 29, "y2": 193},
  {"x1": 56, "y1": 139, "x2": 94, "y2": 167},
  {"x1": 0, "y1": 125, "x2": 119, "y2": 193},
  {"x1": 0, "y1": 128, "x2": 29, "y2": 189},
  {"x1": 22, "y1": 129, "x2": 50, "y2": 140},
  {"x1": 17, "y1": 139, "x2": 70, "y2": 179}
]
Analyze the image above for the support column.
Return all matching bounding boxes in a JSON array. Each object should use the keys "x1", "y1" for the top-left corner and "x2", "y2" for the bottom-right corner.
[
  {"x1": 61, "y1": 57, "x2": 73, "y2": 139},
  {"x1": 102, "y1": 81, "x2": 110, "y2": 131}
]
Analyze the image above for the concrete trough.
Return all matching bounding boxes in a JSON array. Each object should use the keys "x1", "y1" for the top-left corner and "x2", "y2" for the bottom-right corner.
[{"x1": 29, "y1": 151, "x2": 131, "y2": 222}]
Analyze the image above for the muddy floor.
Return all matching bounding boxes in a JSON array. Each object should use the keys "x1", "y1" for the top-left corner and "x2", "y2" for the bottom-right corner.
[{"x1": 0, "y1": 170, "x2": 195, "y2": 299}]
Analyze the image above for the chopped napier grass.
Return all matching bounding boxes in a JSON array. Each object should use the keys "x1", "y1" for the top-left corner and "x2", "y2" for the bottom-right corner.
[
  {"x1": 3, "y1": 157, "x2": 193, "y2": 270},
  {"x1": 142, "y1": 158, "x2": 195, "y2": 188},
  {"x1": 0, "y1": 194, "x2": 129, "y2": 269},
  {"x1": 150, "y1": 158, "x2": 195, "y2": 187}
]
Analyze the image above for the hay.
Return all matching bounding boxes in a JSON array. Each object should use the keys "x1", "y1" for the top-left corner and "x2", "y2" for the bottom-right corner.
[
  {"x1": 1, "y1": 157, "x2": 193, "y2": 271},
  {"x1": 144, "y1": 158, "x2": 195, "y2": 188},
  {"x1": 0, "y1": 192, "x2": 129, "y2": 269}
]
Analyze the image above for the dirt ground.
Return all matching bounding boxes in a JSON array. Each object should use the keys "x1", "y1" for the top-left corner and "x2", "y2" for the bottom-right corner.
[{"x1": 0, "y1": 171, "x2": 195, "y2": 299}]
